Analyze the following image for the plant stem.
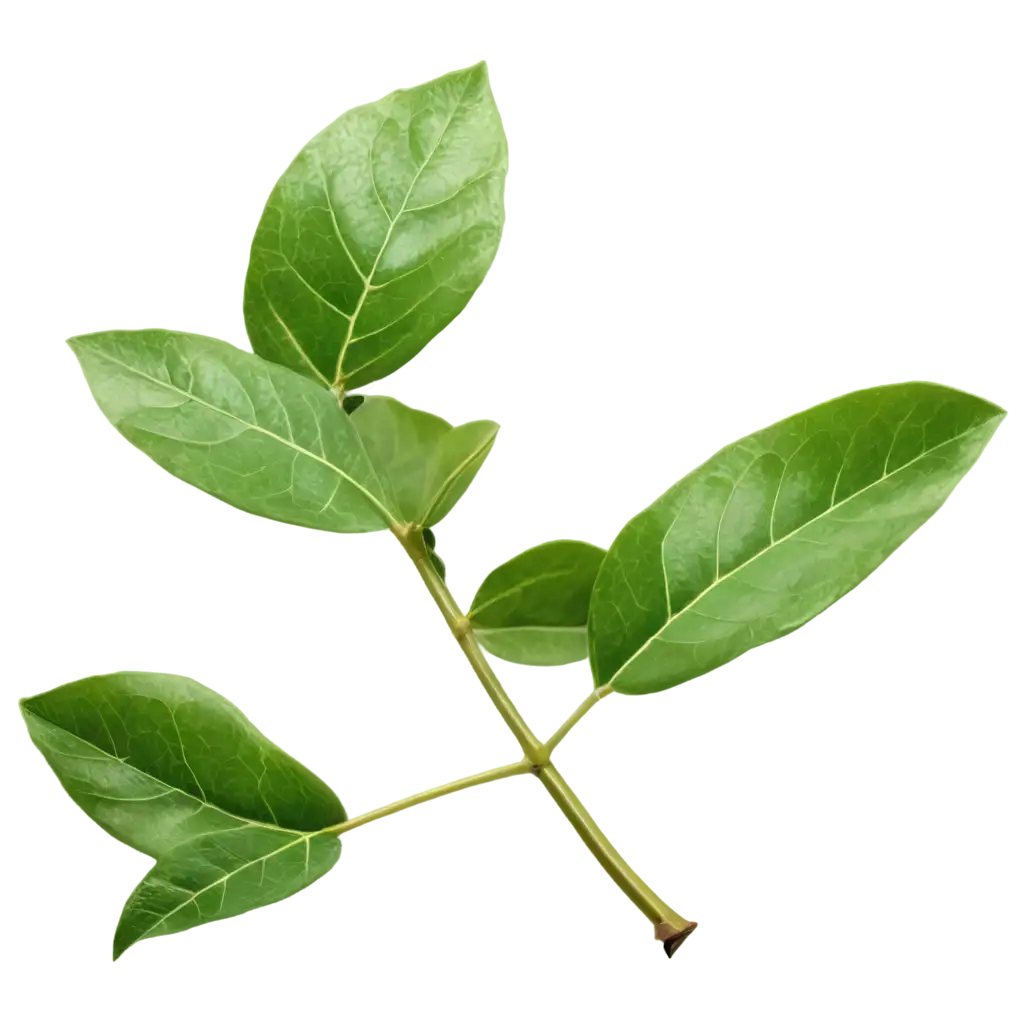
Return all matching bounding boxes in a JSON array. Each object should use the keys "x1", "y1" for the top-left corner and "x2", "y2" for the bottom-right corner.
[
  {"x1": 543, "y1": 684, "x2": 613, "y2": 756},
  {"x1": 535, "y1": 763, "x2": 695, "y2": 950},
  {"x1": 394, "y1": 526, "x2": 697, "y2": 955},
  {"x1": 327, "y1": 760, "x2": 531, "y2": 836},
  {"x1": 396, "y1": 527, "x2": 544, "y2": 761}
]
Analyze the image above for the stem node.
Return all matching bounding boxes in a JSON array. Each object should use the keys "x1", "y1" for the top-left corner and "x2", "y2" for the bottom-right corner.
[{"x1": 396, "y1": 530, "x2": 694, "y2": 955}]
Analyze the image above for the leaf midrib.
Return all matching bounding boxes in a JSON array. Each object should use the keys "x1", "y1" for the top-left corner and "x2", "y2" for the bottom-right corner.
[
  {"x1": 23, "y1": 704, "x2": 313, "y2": 839},
  {"x1": 127, "y1": 830, "x2": 321, "y2": 951},
  {"x1": 83, "y1": 346, "x2": 396, "y2": 528},
  {"x1": 332, "y1": 75, "x2": 474, "y2": 387},
  {"x1": 469, "y1": 566, "x2": 579, "y2": 619},
  {"x1": 606, "y1": 418, "x2": 993, "y2": 688},
  {"x1": 421, "y1": 425, "x2": 497, "y2": 526}
]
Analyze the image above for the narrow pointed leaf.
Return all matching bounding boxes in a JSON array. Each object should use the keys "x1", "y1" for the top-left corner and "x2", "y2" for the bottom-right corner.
[
  {"x1": 589, "y1": 382, "x2": 1005, "y2": 695},
  {"x1": 350, "y1": 395, "x2": 498, "y2": 526},
  {"x1": 243, "y1": 62, "x2": 507, "y2": 391},
  {"x1": 113, "y1": 826, "x2": 340, "y2": 959},
  {"x1": 469, "y1": 541, "x2": 607, "y2": 666},
  {"x1": 21, "y1": 672, "x2": 345, "y2": 857},
  {"x1": 69, "y1": 329, "x2": 395, "y2": 532}
]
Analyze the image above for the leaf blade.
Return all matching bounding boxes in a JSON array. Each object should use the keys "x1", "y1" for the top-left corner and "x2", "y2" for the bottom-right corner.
[
  {"x1": 589, "y1": 382, "x2": 1005, "y2": 694},
  {"x1": 21, "y1": 672, "x2": 345, "y2": 857},
  {"x1": 68, "y1": 329, "x2": 396, "y2": 533},
  {"x1": 113, "y1": 826, "x2": 340, "y2": 959},
  {"x1": 350, "y1": 395, "x2": 498, "y2": 526},
  {"x1": 244, "y1": 62, "x2": 507, "y2": 390},
  {"x1": 469, "y1": 541, "x2": 607, "y2": 666}
]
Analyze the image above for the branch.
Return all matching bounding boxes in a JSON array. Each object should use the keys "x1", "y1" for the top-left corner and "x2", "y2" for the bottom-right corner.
[
  {"x1": 395, "y1": 524, "x2": 548, "y2": 765},
  {"x1": 391, "y1": 524, "x2": 696, "y2": 946},
  {"x1": 331, "y1": 757, "x2": 532, "y2": 835}
]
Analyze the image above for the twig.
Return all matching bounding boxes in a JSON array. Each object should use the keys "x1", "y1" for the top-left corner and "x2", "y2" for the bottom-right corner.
[
  {"x1": 391, "y1": 524, "x2": 688, "y2": 937},
  {"x1": 331, "y1": 761, "x2": 532, "y2": 831}
]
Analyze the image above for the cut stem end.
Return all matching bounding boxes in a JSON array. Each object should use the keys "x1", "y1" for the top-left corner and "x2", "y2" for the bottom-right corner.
[{"x1": 657, "y1": 920, "x2": 698, "y2": 958}]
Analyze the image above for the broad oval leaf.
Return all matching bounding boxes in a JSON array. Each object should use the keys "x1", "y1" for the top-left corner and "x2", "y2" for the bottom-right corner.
[
  {"x1": 21, "y1": 671, "x2": 345, "y2": 857},
  {"x1": 113, "y1": 826, "x2": 340, "y2": 959},
  {"x1": 469, "y1": 541, "x2": 607, "y2": 666},
  {"x1": 350, "y1": 395, "x2": 498, "y2": 526},
  {"x1": 589, "y1": 383, "x2": 1005, "y2": 695},
  {"x1": 69, "y1": 329, "x2": 395, "y2": 532},
  {"x1": 243, "y1": 62, "x2": 507, "y2": 391}
]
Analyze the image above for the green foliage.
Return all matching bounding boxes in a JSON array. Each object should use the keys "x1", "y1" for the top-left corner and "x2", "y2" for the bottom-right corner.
[
  {"x1": 23, "y1": 62, "x2": 1007, "y2": 961},
  {"x1": 69, "y1": 330, "x2": 394, "y2": 533},
  {"x1": 350, "y1": 396, "x2": 498, "y2": 526},
  {"x1": 243, "y1": 62, "x2": 507, "y2": 391},
  {"x1": 470, "y1": 541, "x2": 606, "y2": 666},
  {"x1": 21, "y1": 672, "x2": 345, "y2": 853},
  {"x1": 589, "y1": 383, "x2": 1005, "y2": 695},
  {"x1": 113, "y1": 827, "x2": 340, "y2": 960}
]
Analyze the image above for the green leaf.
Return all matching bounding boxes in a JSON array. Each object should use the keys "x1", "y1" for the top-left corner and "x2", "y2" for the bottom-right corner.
[
  {"x1": 68, "y1": 329, "x2": 395, "y2": 533},
  {"x1": 589, "y1": 382, "x2": 1005, "y2": 695},
  {"x1": 113, "y1": 826, "x2": 340, "y2": 959},
  {"x1": 473, "y1": 622, "x2": 593, "y2": 688},
  {"x1": 350, "y1": 395, "x2": 498, "y2": 526},
  {"x1": 469, "y1": 541, "x2": 607, "y2": 666},
  {"x1": 21, "y1": 672, "x2": 345, "y2": 857},
  {"x1": 243, "y1": 62, "x2": 507, "y2": 391}
]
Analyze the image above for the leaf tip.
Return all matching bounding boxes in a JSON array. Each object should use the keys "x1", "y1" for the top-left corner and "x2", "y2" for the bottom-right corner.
[
  {"x1": 63, "y1": 329, "x2": 98, "y2": 362},
  {"x1": 657, "y1": 920, "x2": 698, "y2": 959},
  {"x1": 13, "y1": 688, "x2": 37, "y2": 737}
]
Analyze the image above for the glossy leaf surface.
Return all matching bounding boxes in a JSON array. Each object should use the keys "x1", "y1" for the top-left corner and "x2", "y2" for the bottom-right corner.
[
  {"x1": 589, "y1": 383, "x2": 1005, "y2": 694},
  {"x1": 69, "y1": 329, "x2": 394, "y2": 532},
  {"x1": 351, "y1": 395, "x2": 498, "y2": 526},
  {"x1": 21, "y1": 672, "x2": 345, "y2": 857},
  {"x1": 113, "y1": 826, "x2": 340, "y2": 959},
  {"x1": 243, "y1": 62, "x2": 507, "y2": 391},
  {"x1": 469, "y1": 541, "x2": 607, "y2": 666}
]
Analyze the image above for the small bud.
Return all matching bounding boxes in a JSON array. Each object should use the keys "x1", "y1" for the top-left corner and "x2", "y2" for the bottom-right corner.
[{"x1": 428, "y1": 550, "x2": 446, "y2": 580}]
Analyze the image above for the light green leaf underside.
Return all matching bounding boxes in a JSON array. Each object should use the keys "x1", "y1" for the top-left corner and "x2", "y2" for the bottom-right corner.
[
  {"x1": 68, "y1": 329, "x2": 396, "y2": 533},
  {"x1": 113, "y1": 826, "x2": 340, "y2": 959},
  {"x1": 476, "y1": 627, "x2": 589, "y2": 667},
  {"x1": 244, "y1": 61, "x2": 507, "y2": 391},
  {"x1": 471, "y1": 626, "x2": 593, "y2": 724},
  {"x1": 470, "y1": 540, "x2": 606, "y2": 666},
  {"x1": 589, "y1": 382, "x2": 1005, "y2": 695},
  {"x1": 21, "y1": 672, "x2": 345, "y2": 858},
  {"x1": 350, "y1": 395, "x2": 498, "y2": 526}
]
